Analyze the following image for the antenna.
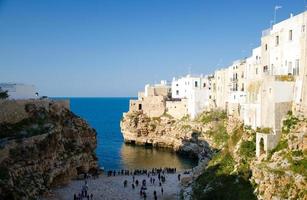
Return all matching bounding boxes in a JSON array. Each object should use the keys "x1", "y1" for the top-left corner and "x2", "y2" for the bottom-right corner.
[{"x1": 274, "y1": 5, "x2": 282, "y2": 24}]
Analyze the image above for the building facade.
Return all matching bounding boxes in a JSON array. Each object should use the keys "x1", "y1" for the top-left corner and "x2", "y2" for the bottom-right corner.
[{"x1": 0, "y1": 83, "x2": 38, "y2": 100}]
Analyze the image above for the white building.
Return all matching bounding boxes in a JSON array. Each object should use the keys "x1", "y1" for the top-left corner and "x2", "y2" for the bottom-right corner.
[
  {"x1": 0, "y1": 83, "x2": 38, "y2": 100},
  {"x1": 171, "y1": 74, "x2": 211, "y2": 119}
]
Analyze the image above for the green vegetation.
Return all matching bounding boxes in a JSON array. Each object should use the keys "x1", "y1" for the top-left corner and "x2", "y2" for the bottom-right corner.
[
  {"x1": 180, "y1": 115, "x2": 190, "y2": 121},
  {"x1": 239, "y1": 140, "x2": 256, "y2": 160},
  {"x1": 256, "y1": 127, "x2": 272, "y2": 134},
  {"x1": 193, "y1": 150, "x2": 256, "y2": 200},
  {"x1": 283, "y1": 151, "x2": 307, "y2": 176},
  {"x1": 0, "y1": 89, "x2": 9, "y2": 99},
  {"x1": 193, "y1": 120, "x2": 257, "y2": 200},
  {"x1": 0, "y1": 108, "x2": 50, "y2": 140},
  {"x1": 282, "y1": 113, "x2": 299, "y2": 134},
  {"x1": 268, "y1": 139, "x2": 288, "y2": 159},
  {"x1": 198, "y1": 110, "x2": 227, "y2": 124},
  {"x1": 151, "y1": 117, "x2": 161, "y2": 122},
  {"x1": 162, "y1": 112, "x2": 173, "y2": 119}
]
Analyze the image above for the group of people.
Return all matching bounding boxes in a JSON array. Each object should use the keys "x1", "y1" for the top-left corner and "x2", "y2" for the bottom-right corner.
[
  {"x1": 73, "y1": 180, "x2": 94, "y2": 200},
  {"x1": 118, "y1": 167, "x2": 179, "y2": 200},
  {"x1": 72, "y1": 167, "x2": 181, "y2": 200},
  {"x1": 106, "y1": 167, "x2": 177, "y2": 177}
]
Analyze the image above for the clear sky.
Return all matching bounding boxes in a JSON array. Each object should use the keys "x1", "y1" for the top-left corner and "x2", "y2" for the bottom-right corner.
[{"x1": 0, "y1": 0, "x2": 305, "y2": 97}]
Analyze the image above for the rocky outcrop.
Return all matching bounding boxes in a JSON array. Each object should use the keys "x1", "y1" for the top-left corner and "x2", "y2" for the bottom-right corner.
[
  {"x1": 121, "y1": 110, "x2": 307, "y2": 200},
  {"x1": 250, "y1": 116, "x2": 307, "y2": 200},
  {"x1": 0, "y1": 101, "x2": 98, "y2": 200},
  {"x1": 120, "y1": 111, "x2": 214, "y2": 160}
]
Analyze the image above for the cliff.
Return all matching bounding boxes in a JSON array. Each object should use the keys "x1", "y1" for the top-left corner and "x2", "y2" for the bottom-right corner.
[
  {"x1": 250, "y1": 114, "x2": 306, "y2": 199},
  {"x1": 120, "y1": 111, "x2": 221, "y2": 160},
  {"x1": 191, "y1": 113, "x2": 306, "y2": 200},
  {"x1": 121, "y1": 110, "x2": 307, "y2": 200},
  {"x1": 0, "y1": 100, "x2": 98, "y2": 200}
]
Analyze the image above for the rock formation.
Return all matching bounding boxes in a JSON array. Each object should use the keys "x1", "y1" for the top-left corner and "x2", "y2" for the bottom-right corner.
[
  {"x1": 121, "y1": 110, "x2": 307, "y2": 200},
  {"x1": 120, "y1": 111, "x2": 215, "y2": 160},
  {"x1": 0, "y1": 101, "x2": 98, "y2": 200}
]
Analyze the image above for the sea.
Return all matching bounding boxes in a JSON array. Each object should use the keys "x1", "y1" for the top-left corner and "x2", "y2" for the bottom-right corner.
[{"x1": 65, "y1": 97, "x2": 197, "y2": 171}]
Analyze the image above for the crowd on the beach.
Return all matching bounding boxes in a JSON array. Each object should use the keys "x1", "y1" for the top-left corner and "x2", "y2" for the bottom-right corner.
[
  {"x1": 73, "y1": 180, "x2": 94, "y2": 200},
  {"x1": 73, "y1": 167, "x2": 182, "y2": 200}
]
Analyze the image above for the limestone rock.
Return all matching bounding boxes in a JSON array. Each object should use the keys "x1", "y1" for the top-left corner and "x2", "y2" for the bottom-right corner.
[{"x1": 0, "y1": 101, "x2": 98, "y2": 200}]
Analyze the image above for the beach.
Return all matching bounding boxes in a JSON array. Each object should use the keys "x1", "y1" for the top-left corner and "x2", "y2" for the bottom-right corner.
[{"x1": 42, "y1": 171, "x2": 191, "y2": 200}]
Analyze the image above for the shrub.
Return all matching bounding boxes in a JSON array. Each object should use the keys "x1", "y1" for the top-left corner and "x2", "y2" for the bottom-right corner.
[
  {"x1": 198, "y1": 110, "x2": 227, "y2": 124},
  {"x1": 268, "y1": 140, "x2": 288, "y2": 159},
  {"x1": 212, "y1": 124, "x2": 229, "y2": 146},
  {"x1": 282, "y1": 115, "x2": 299, "y2": 133},
  {"x1": 256, "y1": 127, "x2": 272, "y2": 134},
  {"x1": 0, "y1": 89, "x2": 9, "y2": 99},
  {"x1": 239, "y1": 140, "x2": 256, "y2": 159}
]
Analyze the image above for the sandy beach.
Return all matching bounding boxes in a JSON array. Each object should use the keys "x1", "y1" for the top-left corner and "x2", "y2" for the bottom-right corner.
[{"x1": 43, "y1": 171, "x2": 190, "y2": 200}]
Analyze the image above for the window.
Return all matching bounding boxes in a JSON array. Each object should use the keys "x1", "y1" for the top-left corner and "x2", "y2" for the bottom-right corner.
[
  {"x1": 195, "y1": 81, "x2": 198, "y2": 87},
  {"x1": 276, "y1": 35, "x2": 279, "y2": 46},
  {"x1": 302, "y1": 25, "x2": 306, "y2": 33},
  {"x1": 138, "y1": 104, "x2": 142, "y2": 110},
  {"x1": 265, "y1": 44, "x2": 268, "y2": 51},
  {"x1": 263, "y1": 65, "x2": 268, "y2": 72},
  {"x1": 289, "y1": 30, "x2": 293, "y2": 41},
  {"x1": 241, "y1": 83, "x2": 244, "y2": 92},
  {"x1": 203, "y1": 83, "x2": 206, "y2": 88},
  {"x1": 176, "y1": 90, "x2": 179, "y2": 95},
  {"x1": 256, "y1": 68, "x2": 258, "y2": 75},
  {"x1": 294, "y1": 59, "x2": 300, "y2": 76}
]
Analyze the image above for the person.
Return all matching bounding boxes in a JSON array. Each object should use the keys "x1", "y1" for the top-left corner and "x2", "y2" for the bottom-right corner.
[
  {"x1": 161, "y1": 187, "x2": 164, "y2": 196},
  {"x1": 90, "y1": 193, "x2": 93, "y2": 200},
  {"x1": 135, "y1": 179, "x2": 139, "y2": 186},
  {"x1": 132, "y1": 183, "x2": 135, "y2": 189},
  {"x1": 178, "y1": 174, "x2": 181, "y2": 181},
  {"x1": 140, "y1": 189, "x2": 143, "y2": 197},
  {"x1": 74, "y1": 193, "x2": 77, "y2": 200},
  {"x1": 124, "y1": 180, "x2": 128, "y2": 187},
  {"x1": 143, "y1": 191, "x2": 147, "y2": 199}
]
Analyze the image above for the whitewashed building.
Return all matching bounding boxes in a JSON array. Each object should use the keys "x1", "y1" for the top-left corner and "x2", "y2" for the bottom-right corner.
[
  {"x1": 171, "y1": 74, "x2": 211, "y2": 119},
  {"x1": 0, "y1": 83, "x2": 39, "y2": 100}
]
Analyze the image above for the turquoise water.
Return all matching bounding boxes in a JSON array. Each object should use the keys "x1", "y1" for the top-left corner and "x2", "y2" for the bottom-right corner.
[{"x1": 68, "y1": 98, "x2": 197, "y2": 170}]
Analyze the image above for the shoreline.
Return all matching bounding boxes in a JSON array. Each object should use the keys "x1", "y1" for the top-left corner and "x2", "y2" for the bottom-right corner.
[{"x1": 41, "y1": 168, "x2": 194, "y2": 200}]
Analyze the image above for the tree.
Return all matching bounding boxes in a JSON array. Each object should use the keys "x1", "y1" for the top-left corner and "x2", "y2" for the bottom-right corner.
[{"x1": 0, "y1": 88, "x2": 9, "y2": 99}]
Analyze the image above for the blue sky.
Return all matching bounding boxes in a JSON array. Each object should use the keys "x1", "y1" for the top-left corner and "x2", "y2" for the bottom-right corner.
[{"x1": 0, "y1": 0, "x2": 305, "y2": 97}]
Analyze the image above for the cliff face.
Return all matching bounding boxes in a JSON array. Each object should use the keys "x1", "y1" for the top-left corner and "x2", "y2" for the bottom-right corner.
[
  {"x1": 0, "y1": 101, "x2": 98, "y2": 200},
  {"x1": 120, "y1": 111, "x2": 216, "y2": 160},
  {"x1": 250, "y1": 115, "x2": 307, "y2": 200},
  {"x1": 122, "y1": 111, "x2": 307, "y2": 200}
]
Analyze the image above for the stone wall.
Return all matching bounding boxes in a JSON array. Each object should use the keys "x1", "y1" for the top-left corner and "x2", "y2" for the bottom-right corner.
[
  {"x1": 256, "y1": 131, "x2": 281, "y2": 157},
  {"x1": 0, "y1": 99, "x2": 70, "y2": 124},
  {"x1": 275, "y1": 102, "x2": 292, "y2": 130},
  {"x1": 142, "y1": 96, "x2": 166, "y2": 117},
  {"x1": 129, "y1": 99, "x2": 142, "y2": 112},
  {"x1": 165, "y1": 99, "x2": 188, "y2": 119}
]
